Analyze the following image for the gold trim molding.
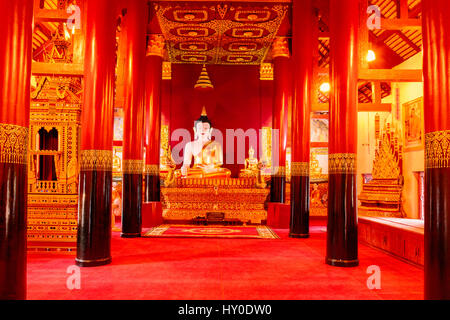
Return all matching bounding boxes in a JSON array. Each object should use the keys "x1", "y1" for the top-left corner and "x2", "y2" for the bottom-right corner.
[
  {"x1": 80, "y1": 150, "x2": 113, "y2": 171},
  {"x1": 0, "y1": 123, "x2": 28, "y2": 165},
  {"x1": 291, "y1": 162, "x2": 309, "y2": 177},
  {"x1": 122, "y1": 159, "x2": 144, "y2": 174},
  {"x1": 425, "y1": 130, "x2": 450, "y2": 169},
  {"x1": 144, "y1": 164, "x2": 160, "y2": 175},
  {"x1": 272, "y1": 165, "x2": 286, "y2": 177},
  {"x1": 329, "y1": 153, "x2": 356, "y2": 174}
]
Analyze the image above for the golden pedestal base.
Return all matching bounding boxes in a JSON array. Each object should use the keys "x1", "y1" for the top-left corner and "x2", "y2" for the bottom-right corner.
[{"x1": 161, "y1": 178, "x2": 270, "y2": 224}]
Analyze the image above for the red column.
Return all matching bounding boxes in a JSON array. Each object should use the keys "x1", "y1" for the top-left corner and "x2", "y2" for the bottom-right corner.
[
  {"x1": 326, "y1": 0, "x2": 359, "y2": 267},
  {"x1": 143, "y1": 35, "x2": 164, "y2": 203},
  {"x1": 0, "y1": 0, "x2": 33, "y2": 299},
  {"x1": 290, "y1": 0, "x2": 314, "y2": 238},
  {"x1": 270, "y1": 37, "x2": 291, "y2": 203},
  {"x1": 121, "y1": 0, "x2": 147, "y2": 237},
  {"x1": 423, "y1": 0, "x2": 450, "y2": 300},
  {"x1": 76, "y1": 0, "x2": 117, "y2": 267}
]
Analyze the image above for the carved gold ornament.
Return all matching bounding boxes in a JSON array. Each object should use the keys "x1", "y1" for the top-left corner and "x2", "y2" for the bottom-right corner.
[
  {"x1": 328, "y1": 153, "x2": 356, "y2": 174},
  {"x1": 147, "y1": 34, "x2": 165, "y2": 58},
  {"x1": 425, "y1": 130, "x2": 450, "y2": 169},
  {"x1": 272, "y1": 37, "x2": 290, "y2": 58},
  {"x1": 80, "y1": 150, "x2": 113, "y2": 171},
  {"x1": 162, "y1": 62, "x2": 172, "y2": 80},
  {"x1": 372, "y1": 128, "x2": 402, "y2": 179},
  {"x1": 155, "y1": 3, "x2": 288, "y2": 65},
  {"x1": 291, "y1": 162, "x2": 309, "y2": 177},
  {"x1": 122, "y1": 159, "x2": 144, "y2": 174},
  {"x1": 0, "y1": 123, "x2": 28, "y2": 165},
  {"x1": 260, "y1": 63, "x2": 274, "y2": 80},
  {"x1": 161, "y1": 178, "x2": 269, "y2": 224}
]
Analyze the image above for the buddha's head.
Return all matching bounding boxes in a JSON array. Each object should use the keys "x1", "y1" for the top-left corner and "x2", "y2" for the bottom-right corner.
[{"x1": 194, "y1": 106, "x2": 213, "y2": 141}]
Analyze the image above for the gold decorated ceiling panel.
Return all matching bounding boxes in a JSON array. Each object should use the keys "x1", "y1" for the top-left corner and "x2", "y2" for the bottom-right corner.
[{"x1": 154, "y1": 1, "x2": 289, "y2": 65}]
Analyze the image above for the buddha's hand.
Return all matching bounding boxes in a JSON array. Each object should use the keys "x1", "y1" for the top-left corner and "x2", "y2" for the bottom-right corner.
[
  {"x1": 203, "y1": 164, "x2": 215, "y2": 173},
  {"x1": 181, "y1": 165, "x2": 188, "y2": 176}
]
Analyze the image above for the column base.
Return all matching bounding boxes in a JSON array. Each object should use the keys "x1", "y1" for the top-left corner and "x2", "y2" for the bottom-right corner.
[
  {"x1": 289, "y1": 233, "x2": 309, "y2": 239},
  {"x1": 0, "y1": 163, "x2": 27, "y2": 300},
  {"x1": 290, "y1": 175, "x2": 310, "y2": 237},
  {"x1": 326, "y1": 173, "x2": 358, "y2": 268},
  {"x1": 143, "y1": 173, "x2": 160, "y2": 202},
  {"x1": 75, "y1": 256, "x2": 112, "y2": 267},
  {"x1": 122, "y1": 173, "x2": 143, "y2": 236},
  {"x1": 76, "y1": 170, "x2": 112, "y2": 268},
  {"x1": 120, "y1": 232, "x2": 141, "y2": 238},
  {"x1": 326, "y1": 258, "x2": 359, "y2": 268}
]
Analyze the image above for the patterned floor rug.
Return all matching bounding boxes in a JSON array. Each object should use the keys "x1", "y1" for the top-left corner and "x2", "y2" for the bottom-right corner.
[{"x1": 143, "y1": 225, "x2": 279, "y2": 239}]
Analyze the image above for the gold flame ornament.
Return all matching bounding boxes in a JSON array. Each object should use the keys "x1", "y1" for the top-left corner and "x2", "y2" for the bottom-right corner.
[{"x1": 194, "y1": 64, "x2": 214, "y2": 90}]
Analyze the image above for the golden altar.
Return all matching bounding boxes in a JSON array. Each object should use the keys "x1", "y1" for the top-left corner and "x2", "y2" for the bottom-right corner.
[
  {"x1": 358, "y1": 122, "x2": 404, "y2": 218},
  {"x1": 161, "y1": 177, "x2": 270, "y2": 224}
]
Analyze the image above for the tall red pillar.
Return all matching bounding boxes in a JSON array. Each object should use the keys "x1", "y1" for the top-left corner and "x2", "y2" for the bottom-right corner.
[
  {"x1": 76, "y1": 0, "x2": 117, "y2": 267},
  {"x1": 423, "y1": 0, "x2": 450, "y2": 300},
  {"x1": 290, "y1": 0, "x2": 314, "y2": 238},
  {"x1": 270, "y1": 37, "x2": 291, "y2": 203},
  {"x1": 121, "y1": 0, "x2": 147, "y2": 237},
  {"x1": 0, "y1": 0, "x2": 33, "y2": 299},
  {"x1": 143, "y1": 35, "x2": 164, "y2": 203},
  {"x1": 326, "y1": 0, "x2": 359, "y2": 267}
]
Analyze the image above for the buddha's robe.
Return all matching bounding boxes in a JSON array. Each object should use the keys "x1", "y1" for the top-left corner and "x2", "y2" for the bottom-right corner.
[{"x1": 178, "y1": 140, "x2": 231, "y2": 178}]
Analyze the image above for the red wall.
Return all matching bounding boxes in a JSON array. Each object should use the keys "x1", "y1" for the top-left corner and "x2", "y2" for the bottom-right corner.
[{"x1": 161, "y1": 64, "x2": 273, "y2": 177}]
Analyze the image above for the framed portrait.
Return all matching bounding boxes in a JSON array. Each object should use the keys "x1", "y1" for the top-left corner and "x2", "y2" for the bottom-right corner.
[
  {"x1": 402, "y1": 97, "x2": 424, "y2": 151},
  {"x1": 310, "y1": 113, "x2": 329, "y2": 147}
]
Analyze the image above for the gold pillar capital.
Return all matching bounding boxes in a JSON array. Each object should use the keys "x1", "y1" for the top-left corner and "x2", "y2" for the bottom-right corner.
[
  {"x1": 425, "y1": 130, "x2": 450, "y2": 169},
  {"x1": 329, "y1": 153, "x2": 357, "y2": 174},
  {"x1": 80, "y1": 150, "x2": 113, "y2": 171},
  {"x1": 147, "y1": 34, "x2": 165, "y2": 58},
  {"x1": 0, "y1": 123, "x2": 28, "y2": 165},
  {"x1": 122, "y1": 159, "x2": 144, "y2": 174},
  {"x1": 291, "y1": 162, "x2": 310, "y2": 177},
  {"x1": 272, "y1": 37, "x2": 290, "y2": 59}
]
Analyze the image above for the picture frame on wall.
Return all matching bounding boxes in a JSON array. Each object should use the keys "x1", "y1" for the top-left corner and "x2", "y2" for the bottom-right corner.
[
  {"x1": 311, "y1": 112, "x2": 329, "y2": 148},
  {"x1": 402, "y1": 97, "x2": 424, "y2": 152}
]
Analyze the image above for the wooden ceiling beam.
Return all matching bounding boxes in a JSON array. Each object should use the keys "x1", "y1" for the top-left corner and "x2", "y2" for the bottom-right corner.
[
  {"x1": 35, "y1": 8, "x2": 72, "y2": 23},
  {"x1": 399, "y1": 0, "x2": 409, "y2": 19},
  {"x1": 312, "y1": 102, "x2": 392, "y2": 112},
  {"x1": 359, "y1": 69, "x2": 422, "y2": 82},
  {"x1": 380, "y1": 18, "x2": 421, "y2": 30},
  {"x1": 32, "y1": 62, "x2": 84, "y2": 76}
]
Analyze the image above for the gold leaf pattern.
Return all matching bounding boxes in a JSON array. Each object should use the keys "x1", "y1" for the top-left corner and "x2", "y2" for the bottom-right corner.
[
  {"x1": 0, "y1": 123, "x2": 28, "y2": 164},
  {"x1": 425, "y1": 130, "x2": 450, "y2": 169},
  {"x1": 329, "y1": 153, "x2": 356, "y2": 174},
  {"x1": 291, "y1": 162, "x2": 309, "y2": 177},
  {"x1": 80, "y1": 150, "x2": 113, "y2": 171},
  {"x1": 122, "y1": 159, "x2": 144, "y2": 174},
  {"x1": 144, "y1": 164, "x2": 160, "y2": 175}
]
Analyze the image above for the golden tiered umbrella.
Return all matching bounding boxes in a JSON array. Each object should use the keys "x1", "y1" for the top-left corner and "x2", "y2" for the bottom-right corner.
[{"x1": 194, "y1": 64, "x2": 214, "y2": 90}]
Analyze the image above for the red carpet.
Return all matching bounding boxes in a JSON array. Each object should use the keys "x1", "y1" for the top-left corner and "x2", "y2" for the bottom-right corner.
[
  {"x1": 26, "y1": 219, "x2": 423, "y2": 300},
  {"x1": 144, "y1": 225, "x2": 279, "y2": 239}
]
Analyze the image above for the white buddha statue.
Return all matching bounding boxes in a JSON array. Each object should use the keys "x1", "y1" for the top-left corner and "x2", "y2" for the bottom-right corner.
[{"x1": 176, "y1": 107, "x2": 231, "y2": 179}]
